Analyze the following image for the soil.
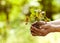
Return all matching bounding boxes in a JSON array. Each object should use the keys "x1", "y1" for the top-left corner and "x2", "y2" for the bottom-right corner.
[{"x1": 32, "y1": 21, "x2": 46, "y2": 29}]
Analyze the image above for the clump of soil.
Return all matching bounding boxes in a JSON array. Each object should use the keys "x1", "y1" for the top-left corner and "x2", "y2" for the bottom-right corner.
[{"x1": 32, "y1": 21, "x2": 46, "y2": 29}]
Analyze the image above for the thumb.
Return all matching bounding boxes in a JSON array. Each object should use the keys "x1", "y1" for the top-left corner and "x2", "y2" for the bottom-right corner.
[{"x1": 40, "y1": 24, "x2": 49, "y2": 29}]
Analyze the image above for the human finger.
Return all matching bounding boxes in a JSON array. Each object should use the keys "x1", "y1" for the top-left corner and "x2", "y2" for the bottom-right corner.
[{"x1": 31, "y1": 26, "x2": 41, "y2": 35}]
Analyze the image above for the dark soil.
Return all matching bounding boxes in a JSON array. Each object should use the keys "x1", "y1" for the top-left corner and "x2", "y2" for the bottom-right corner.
[{"x1": 32, "y1": 21, "x2": 46, "y2": 29}]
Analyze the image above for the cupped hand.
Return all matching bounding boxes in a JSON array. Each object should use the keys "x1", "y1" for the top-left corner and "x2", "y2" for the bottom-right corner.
[{"x1": 30, "y1": 21, "x2": 55, "y2": 36}]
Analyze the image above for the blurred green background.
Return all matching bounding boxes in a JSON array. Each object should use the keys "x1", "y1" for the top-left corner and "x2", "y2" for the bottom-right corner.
[{"x1": 0, "y1": 0, "x2": 60, "y2": 43}]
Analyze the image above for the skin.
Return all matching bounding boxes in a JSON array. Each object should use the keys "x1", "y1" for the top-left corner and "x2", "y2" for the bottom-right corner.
[{"x1": 31, "y1": 19, "x2": 60, "y2": 36}]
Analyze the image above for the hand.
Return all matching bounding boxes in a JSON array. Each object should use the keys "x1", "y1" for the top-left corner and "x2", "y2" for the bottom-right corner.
[
  {"x1": 31, "y1": 21, "x2": 55, "y2": 36},
  {"x1": 31, "y1": 21, "x2": 47, "y2": 36}
]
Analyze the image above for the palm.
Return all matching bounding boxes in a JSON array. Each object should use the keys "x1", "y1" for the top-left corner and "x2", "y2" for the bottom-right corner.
[{"x1": 30, "y1": 21, "x2": 50, "y2": 36}]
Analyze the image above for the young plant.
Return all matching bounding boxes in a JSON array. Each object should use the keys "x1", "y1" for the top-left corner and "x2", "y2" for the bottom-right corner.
[{"x1": 25, "y1": 8, "x2": 50, "y2": 25}]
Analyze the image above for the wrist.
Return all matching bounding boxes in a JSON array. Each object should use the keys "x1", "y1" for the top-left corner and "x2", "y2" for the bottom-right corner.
[
  {"x1": 45, "y1": 22, "x2": 60, "y2": 32},
  {"x1": 49, "y1": 25, "x2": 57, "y2": 32},
  {"x1": 54, "y1": 25, "x2": 60, "y2": 32},
  {"x1": 51, "y1": 25, "x2": 60, "y2": 32}
]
